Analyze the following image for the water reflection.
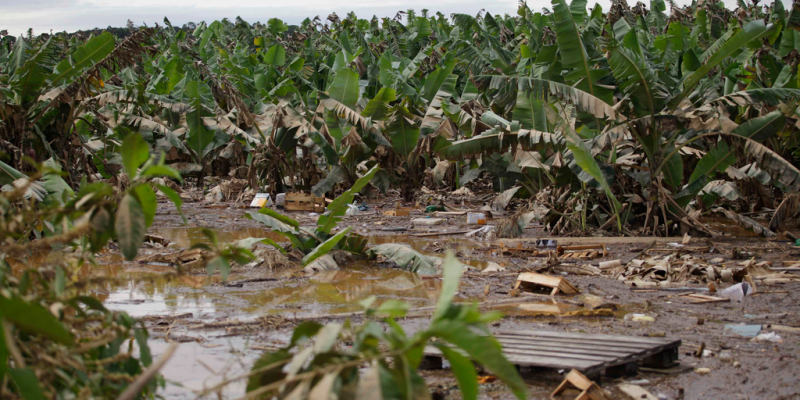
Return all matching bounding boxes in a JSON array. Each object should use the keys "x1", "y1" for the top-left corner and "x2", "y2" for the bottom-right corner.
[{"x1": 242, "y1": 264, "x2": 443, "y2": 316}]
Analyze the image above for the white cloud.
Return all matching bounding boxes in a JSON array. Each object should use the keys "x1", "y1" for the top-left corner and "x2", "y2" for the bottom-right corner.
[{"x1": 1, "y1": 0, "x2": 786, "y2": 37}]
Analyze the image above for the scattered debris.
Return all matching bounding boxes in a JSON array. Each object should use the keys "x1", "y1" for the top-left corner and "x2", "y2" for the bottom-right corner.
[
  {"x1": 694, "y1": 368, "x2": 711, "y2": 375},
  {"x1": 598, "y1": 259, "x2": 621, "y2": 269},
  {"x1": 205, "y1": 178, "x2": 248, "y2": 203},
  {"x1": 624, "y1": 314, "x2": 655, "y2": 322},
  {"x1": 558, "y1": 244, "x2": 608, "y2": 259},
  {"x1": 553, "y1": 264, "x2": 602, "y2": 276},
  {"x1": 481, "y1": 262, "x2": 506, "y2": 274},
  {"x1": 752, "y1": 332, "x2": 783, "y2": 343},
  {"x1": 618, "y1": 384, "x2": 658, "y2": 400},
  {"x1": 411, "y1": 218, "x2": 445, "y2": 227},
  {"x1": 552, "y1": 370, "x2": 611, "y2": 400},
  {"x1": 724, "y1": 324, "x2": 762, "y2": 337},
  {"x1": 577, "y1": 294, "x2": 619, "y2": 310},
  {"x1": 466, "y1": 212, "x2": 488, "y2": 225},
  {"x1": 681, "y1": 293, "x2": 729, "y2": 304},
  {"x1": 514, "y1": 272, "x2": 580, "y2": 295},
  {"x1": 718, "y1": 282, "x2": 753, "y2": 302},
  {"x1": 249, "y1": 193, "x2": 272, "y2": 208}
]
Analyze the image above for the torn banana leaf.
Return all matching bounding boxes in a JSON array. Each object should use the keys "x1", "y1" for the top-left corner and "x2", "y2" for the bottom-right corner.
[
  {"x1": 365, "y1": 244, "x2": 439, "y2": 275},
  {"x1": 303, "y1": 253, "x2": 339, "y2": 274}
]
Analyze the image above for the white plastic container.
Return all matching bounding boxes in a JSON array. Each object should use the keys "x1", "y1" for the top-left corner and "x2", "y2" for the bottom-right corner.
[
  {"x1": 466, "y1": 212, "x2": 487, "y2": 225},
  {"x1": 275, "y1": 193, "x2": 286, "y2": 208},
  {"x1": 412, "y1": 218, "x2": 444, "y2": 226}
]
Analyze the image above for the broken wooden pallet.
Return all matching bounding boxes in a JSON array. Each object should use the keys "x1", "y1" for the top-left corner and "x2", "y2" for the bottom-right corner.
[
  {"x1": 422, "y1": 330, "x2": 681, "y2": 379},
  {"x1": 514, "y1": 272, "x2": 580, "y2": 295}
]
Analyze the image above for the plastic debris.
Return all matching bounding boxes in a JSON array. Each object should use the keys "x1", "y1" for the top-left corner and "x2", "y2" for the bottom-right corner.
[
  {"x1": 425, "y1": 205, "x2": 445, "y2": 213},
  {"x1": 249, "y1": 193, "x2": 272, "y2": 208},
  {"x1": 724, "y1": 324, "x2": 761, "y2": 337},
  {"x1": 695, "y1": 368, "x2": 711, "y2": 375},
  {"x1": 718, "y1": 282, "x2": 752, "y2": 302},
  {"x1": 412, "y1": 218, "x2": 444, "y2": 226},
  {"x1": 752, "y1": 332, "x2": 782, "y2": 343},
  {"x1": 624, "y1": 313, "x2": 655, "y2": 322},
  {"x1": 275, "y1": 193, "x2": 285, "y2": 208},
  {"x1": 467, "y1": 212, "x2": 487, "y2": 225}
]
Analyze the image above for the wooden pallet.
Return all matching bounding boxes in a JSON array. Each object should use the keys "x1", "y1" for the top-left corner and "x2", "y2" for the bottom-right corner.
[{"x1": 422, "y1": 330, "x2": 681, "y2": 378}]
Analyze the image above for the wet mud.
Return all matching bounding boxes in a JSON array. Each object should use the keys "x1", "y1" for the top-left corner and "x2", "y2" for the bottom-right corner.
[{"x1": 82, "y1": 198, "x2": 800, "y2": 399}]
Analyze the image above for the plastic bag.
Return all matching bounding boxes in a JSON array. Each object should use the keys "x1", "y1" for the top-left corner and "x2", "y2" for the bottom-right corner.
[
  {"x1": 345, "y1": 204, "x2": 360, "y2": 215},
  {"x1": 718, "y1": 282, "x2": 752, "y2": 302}
]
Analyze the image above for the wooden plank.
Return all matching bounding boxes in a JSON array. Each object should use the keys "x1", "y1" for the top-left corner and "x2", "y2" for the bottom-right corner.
[
  {"x1": 495, "y1": 334, "x2": 661, "y2": 347},
  {"x1": 409, "y1": 230, "x2": 471, "y2": 237},
  {"x1": 618, "y1": 384, "x2": 658, "y2": 400},
  {"x1": 500, "y1": 348, "x2": 618, "y2": 362},
  {"x1": 496, "y1": 338, "x2": 657, "y2": 354},
  {"x1": 495, "y1": 330, "x2": 678, "y2": 346}
]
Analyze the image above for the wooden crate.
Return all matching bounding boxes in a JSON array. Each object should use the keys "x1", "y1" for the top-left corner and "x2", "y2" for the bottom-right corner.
[
  {"x1": 514, "y1": 272, "x2": 580, "y2": 296},
  {"x1": 285, "y1": 192, "x2": 326, "y2": 212}
]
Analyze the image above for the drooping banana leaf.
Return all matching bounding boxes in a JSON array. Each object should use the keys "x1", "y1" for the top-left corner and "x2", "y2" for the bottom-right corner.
[
  {"x1": 311, "y1": 166, "x2": 348, "y2": 197},
  {"x1": 437, "y1": 130, "x2": 519, "y2": 160},
  {"x1": 421, "y1": 74, "x2": 458, "y2": 136},
  {"x1": 564, "y1": 131, "x2": 623, "y2": 227},
  {"x1": 365, "y1": 244, "x2": 438, "y2": 275}
]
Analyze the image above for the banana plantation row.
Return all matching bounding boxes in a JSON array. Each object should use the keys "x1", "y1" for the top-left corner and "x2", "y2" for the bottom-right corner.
[
  {"x1": 3, "y1": 1, "x2": 800, "y2": 238},
  {"x1": 2, "y1": 0, "x2": 800, "y2": 398}
]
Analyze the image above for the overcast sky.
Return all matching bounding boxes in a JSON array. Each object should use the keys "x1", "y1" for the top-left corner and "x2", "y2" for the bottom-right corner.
[{"x1": 0, "y1": 0, "x2": 786, "y2": 37}]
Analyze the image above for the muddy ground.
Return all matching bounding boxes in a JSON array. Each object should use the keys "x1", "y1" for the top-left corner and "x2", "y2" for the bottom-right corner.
[{"x1": 81, "y1": 195, "x2": 800, "y2": 399}]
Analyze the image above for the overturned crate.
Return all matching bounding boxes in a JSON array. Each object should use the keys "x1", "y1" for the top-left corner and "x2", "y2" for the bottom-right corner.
[
  {"x1": 422, "y1": 330, "x2": 681, "y2": 379},
  {"x1": 514, "y1": 272, "x2": 580, "y2": 296},
  {"x1": 284, "y1": 192, "x2": 326, "y2": 212}
]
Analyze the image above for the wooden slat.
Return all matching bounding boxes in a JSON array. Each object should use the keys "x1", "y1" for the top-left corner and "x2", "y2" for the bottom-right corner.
[
  {"x1": 500, "y1": 348, "x2": 618, "y2": 362},
  {"x1": 495, "y1": 330, "x2": 677, "y2": 345},
  {"x1": 496, "y1": 339, "x2": 653, "y2": 355},
  {"x1": 493, "y1": 337, "x2": 661, "y2": 352},
  {"x1": 494, "y1": 334, "x2": 661, "y2": 347}
]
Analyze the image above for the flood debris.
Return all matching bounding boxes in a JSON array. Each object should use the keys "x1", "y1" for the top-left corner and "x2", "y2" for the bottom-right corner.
[
  {"x1": 366, "y1": 243, "x2": 439, "y2": 274},
  {"x1": 558, "y1": 244, "x2": 608, "y2": 260},
  {"x1": 514, "y1": 272, "x2": 580, "y2": 296},
  {"x1": 284, "y1": 192, "x2": 327, "y2": 212},
  {"x1": 724, "y1": 324, "x2": 762, "y2": 337},
  {"x1": 617, "y1": 384, "x2": 658, "y2": 400},
  {"x1": 205, "y1": 178, "x2": 248, "y2": 203},
  {"x1": 718, "y1": 282, "x2": 753, "y2": 301},
  {"x1": 680, "y1": 293, "x2": 729, "y2": 304},
  {"x1": 551, "y1": 370, "x2": 612, "y2": 400},
  {"x1": 249, "y1": 193, "x2": 272, "y2": 208},
  {"x1": 138, "y1": 247, "x2": 210, "y2": 267}
]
